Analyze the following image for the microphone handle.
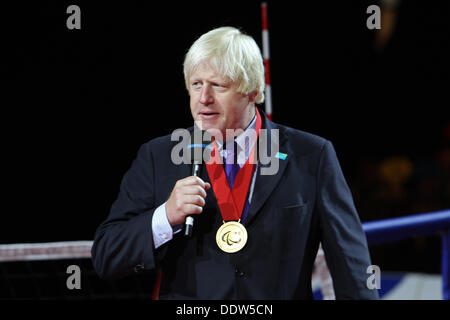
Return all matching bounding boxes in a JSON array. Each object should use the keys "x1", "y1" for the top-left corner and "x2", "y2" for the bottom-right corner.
[
  {"x1": 185, "y1": 162, "x2": 202, "y2": 237},
  {"x1": 192, "y1": 162, "x2": 201, "y2": 177}
]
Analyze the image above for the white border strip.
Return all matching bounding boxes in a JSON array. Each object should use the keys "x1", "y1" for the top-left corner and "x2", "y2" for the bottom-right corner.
[{"x1": 0, "y1": 241, "x2": 93, "y2": 262}]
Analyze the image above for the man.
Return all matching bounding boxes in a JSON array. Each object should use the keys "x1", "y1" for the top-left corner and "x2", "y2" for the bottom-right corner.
[{"x1": 91, "y1": 27, "x2": 378, "y2": 299}]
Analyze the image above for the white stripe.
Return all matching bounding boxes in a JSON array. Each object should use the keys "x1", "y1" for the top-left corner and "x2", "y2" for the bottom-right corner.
[
  {"x1": 262, "y1": 30, "x2": 270, "y2": 59},
  {"x1": 265, "y1": 85, "x2": 272, "y2": 115},
  {"x1": 0, "y1": 241, "x2": 93, "y2": 261}
]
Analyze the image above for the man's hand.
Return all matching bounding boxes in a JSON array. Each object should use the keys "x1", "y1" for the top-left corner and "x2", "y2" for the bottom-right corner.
[{"x1": 165, "y1": 176, "x2": 211, "y2": 227}]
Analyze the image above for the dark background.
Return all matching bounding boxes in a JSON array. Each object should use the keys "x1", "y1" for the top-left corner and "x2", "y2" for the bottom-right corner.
[{"x1": 3, "y1": 0, "x2": 450, "y2": 274}]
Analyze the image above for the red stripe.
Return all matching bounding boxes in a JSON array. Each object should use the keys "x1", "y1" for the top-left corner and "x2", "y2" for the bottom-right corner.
[
  {"x1": 151, "y1": 268, "x2": 162, "y2": 300},
  {"x1": 261, "y1": 3, "x2": 268, "y2": 30},
  {"x1": 264, "y1": 59, "x2": 271, "y2": 85}
]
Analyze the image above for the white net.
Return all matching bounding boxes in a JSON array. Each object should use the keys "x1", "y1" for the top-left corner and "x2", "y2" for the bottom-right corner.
[
  {"x1": 0, "y1": 241, "x2": 93, "y2": 262},
  {"x1": 0, "y1": 240, "x2": 334, "y2": 300},
  {"x1": 0, "y1": 241, "x2": 157, "y2": 300}
]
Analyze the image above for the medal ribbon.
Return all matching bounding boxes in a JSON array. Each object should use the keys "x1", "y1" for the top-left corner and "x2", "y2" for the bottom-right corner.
[{"x1": 206, "y1": 108, "x2": 262, "y2": 221}]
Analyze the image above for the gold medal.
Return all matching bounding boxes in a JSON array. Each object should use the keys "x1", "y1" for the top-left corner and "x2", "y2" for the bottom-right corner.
[{"x1": 216, "y1": 221, "x2": 248, "y2": 253}]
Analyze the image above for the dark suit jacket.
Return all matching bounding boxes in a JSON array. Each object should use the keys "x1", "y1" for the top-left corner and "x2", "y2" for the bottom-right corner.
[{"x1": 91, "y1": 110, "x2": 378, "y2": 299}]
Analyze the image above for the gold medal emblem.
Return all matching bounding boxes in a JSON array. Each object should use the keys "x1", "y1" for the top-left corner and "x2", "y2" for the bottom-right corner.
[{"x1": 216, "y1": 221, "x2": 248, "y2": 253}]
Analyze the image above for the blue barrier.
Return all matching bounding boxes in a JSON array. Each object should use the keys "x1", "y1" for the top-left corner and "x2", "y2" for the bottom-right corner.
[{"x1": 362, "y1": 209, "x2": 450, "y2": 300}]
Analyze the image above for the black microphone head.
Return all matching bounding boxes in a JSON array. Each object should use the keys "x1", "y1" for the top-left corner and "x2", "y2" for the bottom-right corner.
[{"x1": 188, "y1": 128, "x2": 213, "y2": 164}]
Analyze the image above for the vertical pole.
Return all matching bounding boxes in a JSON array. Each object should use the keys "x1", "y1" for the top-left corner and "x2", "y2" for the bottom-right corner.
[
  {"x1": 261, "y1": 2, "x2": 272, "y2": 120},
  {"x1": 442, "y1": 230, "x2": 449, "y2": 300}
]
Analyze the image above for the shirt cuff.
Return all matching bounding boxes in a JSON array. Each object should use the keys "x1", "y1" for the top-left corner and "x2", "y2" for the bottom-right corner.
[{"x1": 151, "y1": 202, "x2": 183, "y2": 249}]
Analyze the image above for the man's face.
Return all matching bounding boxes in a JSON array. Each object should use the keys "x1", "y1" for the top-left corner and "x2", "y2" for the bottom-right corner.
[{"x1": 188, "y1": 62, "x2": 256, "y2": 141}]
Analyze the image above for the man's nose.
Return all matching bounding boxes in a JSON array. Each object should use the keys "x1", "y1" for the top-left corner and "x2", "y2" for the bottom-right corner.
[{"x1": 199, "y1": 85, "x2": 214, "y2": 105}]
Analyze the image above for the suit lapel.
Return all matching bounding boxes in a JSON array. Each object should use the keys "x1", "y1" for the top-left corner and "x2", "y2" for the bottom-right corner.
[{"x1": 244, "y1": 114, "x2": 290, "y2": 226}]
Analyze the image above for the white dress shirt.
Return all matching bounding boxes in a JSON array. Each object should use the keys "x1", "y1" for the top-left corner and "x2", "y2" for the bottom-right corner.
[{"x1": 152, "y1": 114, "x2": 258, "y2": 249}]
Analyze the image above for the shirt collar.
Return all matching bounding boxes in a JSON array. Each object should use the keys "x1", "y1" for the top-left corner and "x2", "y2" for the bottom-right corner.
[{"x1": 215, "y1": 113, "x2": 257, "y2": 164}]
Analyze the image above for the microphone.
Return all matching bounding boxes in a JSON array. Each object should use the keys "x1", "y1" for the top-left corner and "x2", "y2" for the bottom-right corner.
[{"x1": 184, "y1": 128, "x2": 212, "y2": 237}]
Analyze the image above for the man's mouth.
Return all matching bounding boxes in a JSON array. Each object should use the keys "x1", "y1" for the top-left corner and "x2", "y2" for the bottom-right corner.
[{"x1": 199, "y1": 112, "x2": 220, "y2": 119}]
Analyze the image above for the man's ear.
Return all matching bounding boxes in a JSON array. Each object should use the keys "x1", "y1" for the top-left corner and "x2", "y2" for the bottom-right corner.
[{"x1": 248, "y1": 90, "x2": 258, "y2": 103}]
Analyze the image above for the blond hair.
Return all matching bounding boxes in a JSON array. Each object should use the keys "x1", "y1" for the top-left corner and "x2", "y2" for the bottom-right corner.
[{"x1": 183, "y1": 26, "x2": 265, "y2": 104}]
